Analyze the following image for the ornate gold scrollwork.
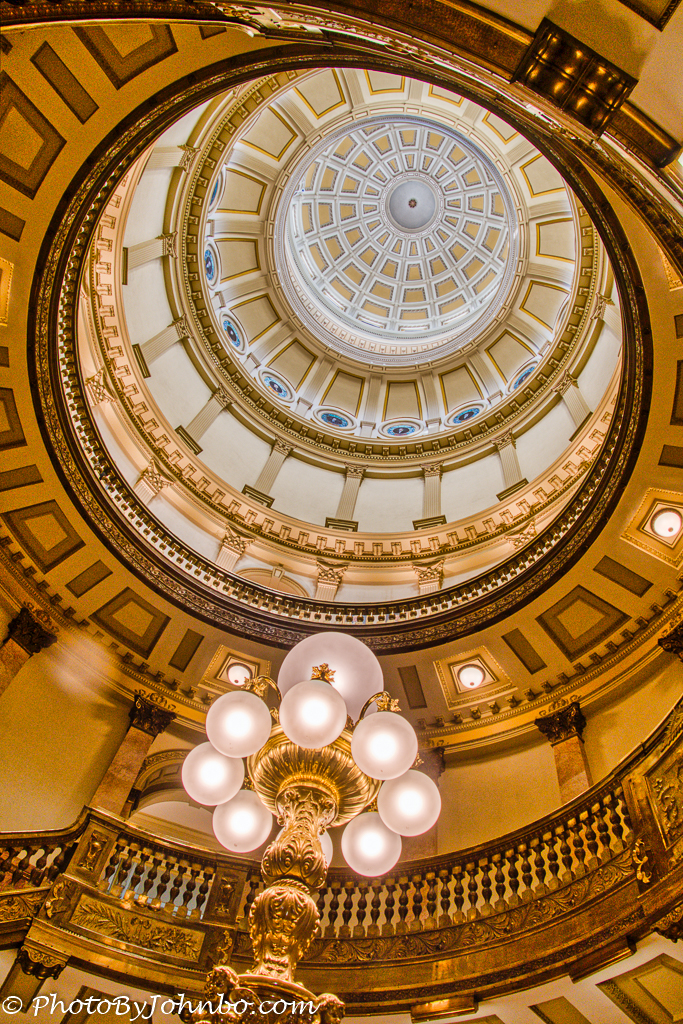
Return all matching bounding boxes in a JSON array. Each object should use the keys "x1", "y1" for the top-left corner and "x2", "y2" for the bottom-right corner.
[{"x1": 248, "y1": 880, "x2": 320, "y2": 982}]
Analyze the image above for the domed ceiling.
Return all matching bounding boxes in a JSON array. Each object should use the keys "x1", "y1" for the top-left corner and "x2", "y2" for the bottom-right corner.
[{"x1": 73, "y1": 67, "x2": 628, "y2": 635}]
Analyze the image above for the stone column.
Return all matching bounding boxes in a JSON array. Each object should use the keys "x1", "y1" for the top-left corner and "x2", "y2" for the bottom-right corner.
[
  {"x1": 0, "y1": 606, "x2": 57, "y2": 698},
  {"x1": 146, "y1": 144, "x2": 197, "y2": 171},
  {"x1": 413, "y1": 464, "x2": 446, "y2": 530},
  {"x1": 402, "y1": 747, "x2": 445, "y2": 859},
  {"x1": 535, "y1": 700, "x2": 592, "y2": 804},
  {"x1": 133, "y1": 316, "x2": 190, "y2": 377},
  {"x1": 133, "y1": 461, "x2": 173, "y2": 504},
  {"x1": 125, "y1": 232, "x2": 176, "y2": 272},
  {"x1": 658, "y1": 621, "x2": 683, "y2": 661},
  {"x1": 553, "y1": 370, "x2": 591, "y2": 432},
  {"x1": 243, "y1": 440, "x2": 292, "y2": 507},
  {"x1": 177, "y1": 388, "x2": 232, "y2": 454},
  {"x1": 315, "y1": 561, "x2": 347, "y2": 601},
  {"x1": 495, "y1": 431, "x2": 527, "y2": 501},
  {"x1": 0, "y1": 941, "x2": 69, "y2": 1012},
  {"x1": 91, "y1": 695, "x2": 175, "y2": 816},
  {"x1": 216, "y1": 526, "x2": 250, "y2": 572},
  {"x1": 326, "y1": 466, "x2": 365, "y2": 530}
]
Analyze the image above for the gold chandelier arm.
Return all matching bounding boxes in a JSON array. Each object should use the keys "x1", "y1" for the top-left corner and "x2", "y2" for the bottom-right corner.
[
  {"x1": 245, "y1": 674, "x2": 283, "y2": 705},
  {"x1": 357, "y1": 690, "x2": 401, "y2": 722}
]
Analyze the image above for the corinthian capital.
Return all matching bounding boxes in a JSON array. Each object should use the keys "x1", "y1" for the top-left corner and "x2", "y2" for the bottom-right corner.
[
  {"x1": 129, "y1": 694, "x2": 176, "y2": 737},
  {"x1": 535, "y1": 699, "x2": 586, "y2": 745},
  {"x1": 273, "y1": 439, "x2": 293, "y2": 457},
  {"x1": 6, "y1": 606, "x2": 58, "y2": 655},
  {"x1": 494, "y1": 430, "x2": 516, "y2": 451}
]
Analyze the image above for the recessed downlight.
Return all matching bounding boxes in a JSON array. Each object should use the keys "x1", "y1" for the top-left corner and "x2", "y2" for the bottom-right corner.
[
  {"x1": 226, "y1": 662, "x2": 253, "y2": 687},
  {"x1": 458, "y1": 664, "x2": 485, "y2": 689},
  {"x1": 651, "y1": 508, "x2": 683, "y2": 539}
]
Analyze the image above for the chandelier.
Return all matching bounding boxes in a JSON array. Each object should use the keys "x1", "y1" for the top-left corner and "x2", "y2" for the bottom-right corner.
[{"x1": 180, "y1": 632, "x2": 441, "y2": 1023}]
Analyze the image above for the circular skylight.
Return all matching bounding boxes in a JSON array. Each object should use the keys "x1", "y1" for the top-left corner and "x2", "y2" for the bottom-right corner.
[{"x1": 276, "y1": 115, "x2": 518, "y2": 365}]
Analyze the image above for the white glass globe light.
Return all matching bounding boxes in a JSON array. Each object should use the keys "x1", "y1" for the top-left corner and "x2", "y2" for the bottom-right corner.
[
  {"x1": 458, "y1": 664, "x2": 485, "y2": 689},
  {"x1": 351, "y1": 712, "x2": 418, "y2": 779},
  {"x1": 651, "y1": 508, "x2": 682, "y2": 539},
  {"x1": 377, "y1": 770, "x2": 441, "y2": 836},
  {"x1": 341, "y1": 812, "x2": 402, "y2": 876},
  {"x1": 279, "y1": 679, "x2": 347, "y2": 749},
  {"x1": 276, "y1": 826, "x2": 334, "y2": 865},
  {"x1": 212, "y1": 790, "x2": 273, "y2": 852},
  {"x1": 277, "y1": 631, "x2": 383, "y2": 720},
  {"x1": 206, "y1": 689, "x2": 272, "y2": 758},
  {"x1": 181, "y1": 742, "x2": 244, "y2": 806}
]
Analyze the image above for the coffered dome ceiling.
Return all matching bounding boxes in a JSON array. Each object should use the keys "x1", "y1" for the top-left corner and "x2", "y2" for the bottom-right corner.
[{"x1": 71, "y1": 65, "x2": 634, "y2": 643}]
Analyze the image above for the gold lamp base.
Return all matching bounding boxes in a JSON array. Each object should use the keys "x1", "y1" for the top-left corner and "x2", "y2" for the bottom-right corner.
[{"x1": 182, "y1": 965, "x2": 344, "y2": 1024}]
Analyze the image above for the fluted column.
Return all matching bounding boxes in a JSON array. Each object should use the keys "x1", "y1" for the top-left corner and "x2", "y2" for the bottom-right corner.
[
  {"x1": 243, "y1": 440, "x2": 292, "y2": 507},
  {"x1": 326, "y1": 466, "x2": 365, "y2": 530},
  {"x1": 133, "y1": 461, "x2": 173, "y2": 503},
  {"x1": 125, "y1": 232, "x2": 176, "y2": 273},
  {"x1": 0, "y1": 606, "x2": 57, "y2": 698},
  {"x1": 413, "y1": 464, "x2": 446, "y2": 529},
  {"x1": 0, "y1": 941, "x2": 69, "y2": 1012},
  {"x1": 216, "y1": 526, "x2": 250, "y2": 573},
  {"x1": 177, "y1": 388, "x2": 232, "y2": 454},
  {"x1": 133, "y1": 315, "x2": 190, "y2": 376},
  {"x1": 495, "y1": 431, "x2": 527, "y2": 501},
  {"x1": 91, "y1": 695, "x2": 176, "y2": 816},
  {"x1": 553, "y1": 371, "x2": 591, "y2": 432},
  {"x1": 535, "y1": 700, "x2": 592, "y2": 804},
  {"x1": 315, "y1": 561, "x2": 347, "y2": 600}
]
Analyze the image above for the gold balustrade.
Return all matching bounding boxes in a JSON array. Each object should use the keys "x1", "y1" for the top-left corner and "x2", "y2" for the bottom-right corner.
[{"x1": 1, "y1": 696, "x2": 682, "y2": 1015}]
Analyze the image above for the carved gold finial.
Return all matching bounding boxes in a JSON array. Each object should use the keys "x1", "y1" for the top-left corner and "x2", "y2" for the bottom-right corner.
[
  {"x1": 375, "y1": 691, "x2": 401, "y2": 712},
  {"x1": 311, "y1": 663, "x2": 335, "y2": 682}
]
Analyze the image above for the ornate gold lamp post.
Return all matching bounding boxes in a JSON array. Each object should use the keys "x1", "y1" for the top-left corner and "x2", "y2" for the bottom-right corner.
[{"x1": 180, "y1": 633, "x2": 441, "y2": 1024}]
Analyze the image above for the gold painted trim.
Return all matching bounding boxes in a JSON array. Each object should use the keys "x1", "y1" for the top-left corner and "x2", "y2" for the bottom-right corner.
[
  {"x1": 231, "y1": 293, "x2": 281, "y2": 342},
  {"x1": 218, "y1": 169, "x2": 267, "y2": 216},
  {"x1": 520, "y1": 154, "x2": 565, "y2": 197},
  {"x1": 382, "y1": 379, "x2": 423, "y2": 419},
  {"x1": 0, "y1": 257, "x2": 13, "y2": 327},
  {"x1": 241, "y1": 106, "x2": 298, "y2": 161},
  {"x1": 266, "y1": 338, "x2": 317, "y2": 389},
  {"x1": 438, "y1": 364, "x2": 483, "y2": 409},
  {"x1": 518, "y1": 280, "x2": 570, "y2": 329},
  {"x1": 485, "y1": 329, "x2": 536, "y2": 381},
  {"x1": 535, "y1": 219, "x2": 575, "y2": 262},
  {"x1": 364, "y1": 69, "x2": 406, "y2": 94},
  {"x1": 294, "y1": 69, "x2": 346, "y2": 118},
  {"x1": 482, "y1": 110, "x2": 519, "y2": 142},
  {"x1": 321, "y1": 369, "x2": 366, "y2": 416},
  {"x1": 217, "y1": 237, "x2": 261, "y2": 280},
  {"x1": 427, "y1": 83, "x2": 463, "y2": 106}
]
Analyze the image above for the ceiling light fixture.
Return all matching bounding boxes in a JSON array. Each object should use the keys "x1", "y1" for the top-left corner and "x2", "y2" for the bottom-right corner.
[
  {"x1": 651, "y1": 508, "x2": 683, "y2": 539},
  {"x1": 458, "y1": 663, "x2": 486, "y2": 688}
]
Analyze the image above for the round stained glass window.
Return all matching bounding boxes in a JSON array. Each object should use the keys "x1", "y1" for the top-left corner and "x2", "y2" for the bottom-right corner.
[
  {"x1": 319, "y1": 410, "x2": 351, "y2": 429},
  {"x1": 512, "y1": 366, "x2": 535, "y2": 390},
  {"x1": 222, "y1": 318, "x2": 241, "y2": 349},
  {"x1": 451, "y1": 407, "x2": 482, "y2": 424},
  {"x1": 262, "y1": 374, "x2": 292, "y2": 401},
  {"x1": 384, "y1": 423, "x2": 418, "y2": 437},
  {"x1": 204, "y1": 248, "x2": 216, "y2": 283}
]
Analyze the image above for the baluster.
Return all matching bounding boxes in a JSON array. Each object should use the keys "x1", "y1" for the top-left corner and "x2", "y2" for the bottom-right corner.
[
  {"x1": 606, "y1": 792, "x2": 624, "y2": 852},
  {"x1": 182, "y1": 867, "x2": 199, "y2": 916},
  {"x1": 31, "y1": 848, "x2": 49, "y2": 887},
  {"x1": 382, "y1": 880, "x2": 396, "y2": 936},
  {"x1": 424, "y1": 872, "x2": 437, "y2": 930},
  {"x1": 570, "y1": 818, "x2": 586, "y2": 877},
  {"x1": 506, "y1": 849, "x2": 520, "y2": 908},
  {"x1": 48, "y1": 843, "x2": 72, "y2": 884},
  {"x1": 559, "y1": 828, "x2": 574, "y2": 884},
  {"x1": 410, "y1": 874, "x2": 424, "y2": 931},
  {"x1": 243, "y1": 874, "x2": 260, "y2": 924},
  {"x1": 492, "y1": 854, "x2": 507, "y2": 912},
  {"x1": 368, "y1": 882, "x2": 382, "y2": 937},
  {"x1": 102, "y1": 839, "x2": 125, "y2": 893},
  {"x1": 128, "y1": 846, "x2": 147, "y2": 903},
  {"x1": 146, "y1": 855, "x2": 163, "y2": 907},
  {"x1": 168, "y1": 861, "x2": 185, "y2": 913},
  {"x1": 316, "y1": 885, "x2": 328, "y2": 926},
  {"x1": 532, "y1": 838, "x2": 548, "y2": 896},
  {"x1": 354, "y1": 883, "x2": 368, "y2": 938},
  {"x1": 325, "y1": 883, "x2": 341, "y2": 937},
  {"x1": 139, "y1": 850, "x2": 157, "y2": 905},
  {"x1": 596, "y1": 799, "x2": 612, "y2": 863},
  {"x1": 0, "y1": 846, "x2": 16, "y2": 889},
  {"x1": 339, "y1": 881, "x2": 355, "y2": 938},
  {"x1": 115, "y1": 845, "x2": 135, "y2": 899},
  {"x1": 519, "y1": 844, "x2": 533, "y2": 902},
  {"x1": 480, "y1": 859, "x2": 493, "y2": 916},
  {"x1": 156, "y1": 857, "x2": 173, "y2": 910},
  {"x1": 584, "y1": 809, "x2": 599, "y2": 871},
  {"x1": 546, "y1": 832, "x2": 560, "y2": 890},
  {"x1": 438, "y1": 869, "x2": 452, "y2": 927},
  {"x1": 195, "y1": 867, "x2": 211, "y2": 919},
  {"x1": 12, "y1": 847, "x2": 31, "y2": 888},
  {"x1": 466, "y1": 862, "x2": 479, "y2": 920},
  {"x1": 452, "y1": 867, "x2": 465, "y2": 923},
  {"x1": 396, "y1": 878, "x2": 411, "y2": 934},
  {"x1": 615, "y1": 787, "x2": 632, "y2": 843}
]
